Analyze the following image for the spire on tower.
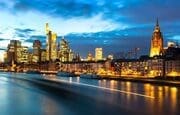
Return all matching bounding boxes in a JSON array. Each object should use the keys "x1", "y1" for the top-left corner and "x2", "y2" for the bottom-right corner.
[
  {"x1": 154, "y1": 18, "x2": 160, "y2": 32},
  {"x1": 156, "y1": 18, "x2": 159, "y2": 27},
  {"x1": 46, "y1": 23, "x2": 50, "y2": 34}
]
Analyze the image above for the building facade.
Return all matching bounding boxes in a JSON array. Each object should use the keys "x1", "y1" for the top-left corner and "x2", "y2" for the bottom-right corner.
[
  {"x1": 6, "y1": 40, "x2": 21, "y2": 63},
  {"x1": 46, "y1": 23, "x2": 57, "y2": 61},
  {"x1": 150, "y1": 19, "x2": 163, "y2": 57},
  {"x1": 19, "y1": 46, "x2": 28, "y2": 63},
  {"x1": 113, "y1": 57, "x2": 165, "y2": 77},
  {"x1": 41, "y1": 49, "x2": 46, "y2": 62},
  {"x1": 6, "y1": 40, "x2": 29, "y2": 64},
  {"x1": 61, "y1": 60, "x2": 112, "y2": 75},
  {"x1": 87, "y1": 53, "x2": 93, "y2": 61},
  {"x1": 33, "y1": 40, "x2": 41, "y2": 62},
  {"x1": 58, "y1": 37, "x2": 73, "y2": 62},
  {"x1": 165, "y1": 60, "x2": 180, "y2": 77},
  {"x1": 95, "y1": 48, "x2": 103, "y2": 61}
]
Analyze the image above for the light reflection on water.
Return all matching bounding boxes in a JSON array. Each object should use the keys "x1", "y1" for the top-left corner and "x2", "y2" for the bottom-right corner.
[
  {"x1": 0, "y1": 73, "x2": 179, "y2": 115},
  {"x1": 56, "y1": 76, "x2": 179, "y2": 115}
]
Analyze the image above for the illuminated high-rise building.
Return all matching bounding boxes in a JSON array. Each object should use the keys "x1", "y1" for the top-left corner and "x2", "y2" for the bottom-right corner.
[
  {"x1": 46, "y1": 23, "x2": 57, "y2": 61},
  {"x1": 73, "y1": 53, "x2": 81, "y2": 62},
  {"x1": 41, "y1": 49, "x2": 46, "y2": 62},
  {"x1": 19, "y1": 46, "x2": 28, "y2": 63},
  {"x1": 6, "y1": 40, "x2": 29, "y2": 64},
  {"x1": 87, "y1": 53, "x2": 93, "y2": 61},
  {"x1": 150, "y1": 19, "x2": 163, "y2": 57},
  {"x1": 58, "y1": 36, "x2": 73, "y2": 62},
  {"x1": 3, "y1": 51, "x2": 7, "y2": 62},
  {"x1": 28, "y1": 52, "x2": 33, "y2": 64},
  {"x1": 95, "y1": 48, "x2": 103, "y2": 60},
  {"x1": 33, "y1": 40, "x2": 41, "y2": 62},
  {"x1": 69, "y1": 49, "x2": 74, "y2": 62},
  {"x1": 6, "y1": 40, "x2": 21, "y2": 63}
]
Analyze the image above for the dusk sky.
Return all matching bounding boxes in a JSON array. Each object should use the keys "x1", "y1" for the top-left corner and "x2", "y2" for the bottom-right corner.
[{"x1": 0, "y1": 0, "x2": 180, "y2": 61}]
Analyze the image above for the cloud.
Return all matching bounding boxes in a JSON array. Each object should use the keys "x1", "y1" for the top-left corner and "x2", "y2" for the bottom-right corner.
[
  {"x1": 0, "y1": 1, "x2": 7, "y2": 9},
  {"x1": 119, "y1": 0, "x2": 180, "y2": 24},
  {"x1": 13, "y1": 28, "x2": 35, "y2": 41},
  {"x1": 0, "y1": 38, "x2": 10, "y2": 41},
  {"x1": 167, "y1": 35, "x2": 180, "y2": 42},
  {"x1": 0, "y1": 48, "x2": 6, "y2": 50},
  {"x1": 0, "y1": 0, "x2": 180, "y2": 58},
  {"x1": 6, "y1": 0, "x2": 179, "y2": 24},
  {"x1": 11, "y1": 0, "x2": 99, "y2": 17},
  {"x1": 27, "y1": 35, "x2": 46, "y2": 43},
  {"x1": 0, "y1": 39, "x2": 10, "y2": 50},
  {"x1": 14, "y1": 28, "x2": 35, "y2": 33}
]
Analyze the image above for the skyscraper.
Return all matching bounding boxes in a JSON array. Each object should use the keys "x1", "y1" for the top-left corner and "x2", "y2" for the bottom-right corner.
[
  {"x1": 33, "y1": 40, "x2": 41, "y2": 62},
  {"x1": 46, "y1": 23, "x2": 57, "y2": 61},
  {"x1": 150, "y1": 19, "x2": 163, "y2": 57},
  {"x1": 87, "y1": 53, "x2": 93, "y2": 61},
  {"x1": 41, "y1": 49, "x2": 46, "y2": 62},
  {"x1": 6, "y1": 40, "x2": 29, "y2": 64},
  {"x1": 95, "y1": 48, "x2": 103, "y2": 60},
  {"x1": 58, "y1": 37, "x2": 73, "y2": 62},
  {"x1": 19, "y1": 46, "x2": 28, "y2": 63},
  {"x1": 6, "y1": 40, "x2": 21, "y2": 63}
]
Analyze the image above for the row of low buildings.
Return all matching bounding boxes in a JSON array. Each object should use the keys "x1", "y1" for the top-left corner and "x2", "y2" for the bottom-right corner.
[
  {"x1": 113, "y1": 54, "x2": 179, "y2": 77},
  {"x1": 60, "y1": 60, "x2": 112, "y2": 75},
  {"x1": 57, "y1": 43, "x2": 179, "y2": 78},
  {"x1": 60, "y1": 46, "x2": 179, "y2": 77}
]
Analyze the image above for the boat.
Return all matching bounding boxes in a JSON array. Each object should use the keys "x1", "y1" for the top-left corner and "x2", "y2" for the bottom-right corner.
[
  {"x1": 80, "y1": 73, "x2": 99, "y2": 79},
  {"x1": 40, "y1": 70, "x2": 58, "y2": 75},
  {"x1": 26, "y1": 70, "x2": 41, "y2": 74},
  {"x1": 57, "y1": 71, "x2": 76, "y2": 77}
]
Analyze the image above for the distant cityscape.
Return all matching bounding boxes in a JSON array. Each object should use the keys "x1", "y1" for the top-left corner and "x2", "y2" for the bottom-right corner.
[{"x1": 0, "y1": 19, "x2": 179, "y2": 78}]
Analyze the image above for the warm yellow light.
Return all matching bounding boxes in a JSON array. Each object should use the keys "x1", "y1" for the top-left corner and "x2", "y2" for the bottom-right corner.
[
  {"x1": 167, "y1": 71, "x2": 179, "y2": 77},
  {"x1": 144, "y1": 66, "x2": 148, "y2": 70}
]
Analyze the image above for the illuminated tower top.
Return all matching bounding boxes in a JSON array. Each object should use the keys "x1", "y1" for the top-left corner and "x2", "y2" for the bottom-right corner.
[
  {"x1": 46, "y1": 23, "x2": 50, "y2": 34},
  {"x1": 45, "y1": 23, "x2": 57, "y2": 61},
  {"x1": 150, "y1": 19, "x2": 163, "y2": 57},
  {"x1": 154, "y1": 18, "x2": 160, "y2": 32}
]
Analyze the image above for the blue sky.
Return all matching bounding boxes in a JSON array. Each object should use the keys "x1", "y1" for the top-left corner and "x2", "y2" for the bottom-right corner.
[{"x1": 0, "y1": 0, "x2": 180, "y2": 61}]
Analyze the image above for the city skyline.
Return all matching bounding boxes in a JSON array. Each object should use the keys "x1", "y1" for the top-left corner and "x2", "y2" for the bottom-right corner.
[{"x1": 0, "y1": 0, "x2": 180, "y2": 61}]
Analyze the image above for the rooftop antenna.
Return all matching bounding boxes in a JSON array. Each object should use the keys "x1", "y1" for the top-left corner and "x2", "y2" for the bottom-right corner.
[
  {"x1": 156, "y1": 18, "x2": 159, "y2": 26},
  {"x1": 45, "y1": 23, "x2": 50, "y2": 34}
]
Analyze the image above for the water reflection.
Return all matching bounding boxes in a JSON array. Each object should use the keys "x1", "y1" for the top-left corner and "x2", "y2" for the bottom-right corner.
[
  {"x1": 42, "y1": 75, "x2": 57, "y2": 80},
  {"x1": 0, "y1": 73, "x2": 179, "y2": 115},
  {"x1": 76, "y1": 77, "x2": 80, "y2": 83},
  {"x1": 0, "y1": 74, "x2": 73, "y2": 115},
  {"x1": 99, "y1": 79, "x2": 107, "y2": 87},
  {"x1": 69, "y1": 77, "x2": 72, "y2": 83},
  {"x1": 41, "y1": 96, "x2": 60, "y2": 115},
  {"x1": 109, "y1": 80, "x2": 117, "y2": 89},
  {"x1": 170, "y1": 87, "x2": 178, "y2": 113}
]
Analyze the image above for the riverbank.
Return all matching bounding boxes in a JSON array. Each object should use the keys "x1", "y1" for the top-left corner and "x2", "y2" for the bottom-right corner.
[
  {"x1": 94, "y1": 76, "x2": 180, "y2": 87},
  {"x1": 1, "y1": 71, "x2": 180, "y2": 87}
]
